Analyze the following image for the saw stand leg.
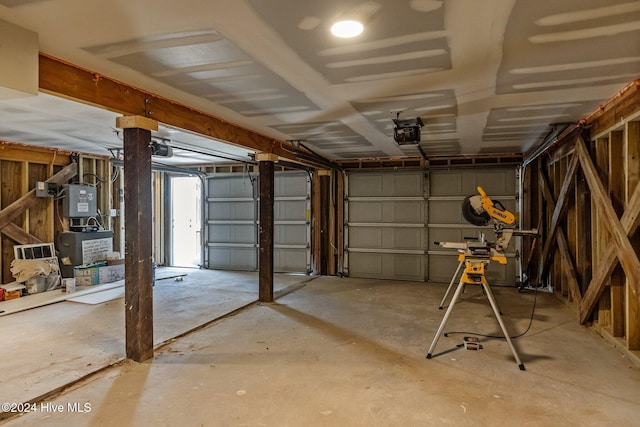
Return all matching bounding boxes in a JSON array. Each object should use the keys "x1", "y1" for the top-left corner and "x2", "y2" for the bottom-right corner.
[
  {"x1": 426, "y1": 269, "x2": 525, "y2": 371},
  {"x1": 438, "y1": 260, "x2": 463, "y2": 309},
  {"x1": 438, "y1": 260, "x2": 503, "y2": 315}
]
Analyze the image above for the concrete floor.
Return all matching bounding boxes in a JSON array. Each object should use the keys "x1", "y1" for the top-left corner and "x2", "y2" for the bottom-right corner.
[{"x1": 1, "y1": 271, "x2": 639, "y2": 426}]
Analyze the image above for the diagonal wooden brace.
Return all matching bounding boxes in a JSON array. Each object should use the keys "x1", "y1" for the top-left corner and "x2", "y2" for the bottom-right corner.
[
  {"x1": 538, "y1": 163, "x2": 582, "y2": 302},
  {"x1": 0, "y1": 162, "x2": 78, "y2": 243},
  {"x1": 537, "y1": 153, "x2": 579, "y2": 283},
  {"x1": 576, "y1": 137, "x2": 640, "y2": 323}
]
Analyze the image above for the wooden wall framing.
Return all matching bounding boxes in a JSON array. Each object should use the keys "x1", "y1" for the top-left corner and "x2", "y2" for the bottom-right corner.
[
  {"x1": 524, "y1": 81, "x2": 640, "y2": 360},
  {"x1": 0, "y1": 141, "x2": 112, "y2": 283}
]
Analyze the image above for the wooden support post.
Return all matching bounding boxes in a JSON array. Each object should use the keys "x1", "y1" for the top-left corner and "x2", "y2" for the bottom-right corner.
[
  {"x1": 335, "y1": 171, "x2": 345, "y2": 276},
  {"x1": 609, "y1": 131, "x2": 625, "y2": 337},
  {"x1": 557, "y1": 158, "x2": 568, "y2": 297},
  {"x1": 317, "y1": 170, "x2": 331, "y2": 275},
  {"x1": 311, "y1": 171, "x2": 321, "y2": 275},
  {"x1": 523, "y1": 161, "x2": 539, "y2": 280},
  {"x1": 257, "y1": 153, "x2": 276, "y2": 302},
  {"x1": 530, "y1": 160, "x2": 541, "y2": 281},
  {"x1": 595, "y1": 137, "x2": 611, "y2": 328},
  {"x1": 626, "y1": 121, "x2": 640, "y2": 349},
  {"x1": 117, "y1": 115, "x2": 157, "y2": 363}
]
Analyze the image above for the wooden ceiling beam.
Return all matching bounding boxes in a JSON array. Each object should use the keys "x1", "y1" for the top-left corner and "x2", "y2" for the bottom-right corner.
[
  {"x1": 38, "y1": 53, "x2": 304, "y2": 164},
  {"x1": 0, "y1": 141, "x2": 71, "y2": 165},
  {"x1": 586, "y1": 80, "x2": 640, "y2": 137}
]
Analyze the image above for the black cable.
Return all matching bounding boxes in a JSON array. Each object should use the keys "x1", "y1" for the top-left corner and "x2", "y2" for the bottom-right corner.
[
  {"x1": 443, "y1": 284, "x2": 538, "y2": 340},
  {"x1": 83, "y1": 172, "x2": 108, "y2": 183}
]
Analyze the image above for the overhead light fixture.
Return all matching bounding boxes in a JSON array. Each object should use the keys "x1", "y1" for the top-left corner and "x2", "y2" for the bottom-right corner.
[{"x1": 331, "y1": 20, "x2": 364, "y2": 38}]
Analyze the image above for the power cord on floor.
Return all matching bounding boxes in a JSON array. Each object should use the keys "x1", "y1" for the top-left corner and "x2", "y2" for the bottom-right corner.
[{"x1": 443, "y1": 284, "x2": 538, "y2": 340}]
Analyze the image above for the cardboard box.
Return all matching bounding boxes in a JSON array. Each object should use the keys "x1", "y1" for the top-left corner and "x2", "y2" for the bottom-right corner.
[
  {"x1": 99, "y1": 264, "x2": 124, "y2": 283},
  {"x1": 4, "y1": 289, "x2": 21, "y2": 300},
  {"x1": 1, "y1": 282, "x2": 25, "y2": 300},
  {"x1": 73, "y1": 262, "x2": 107, "y2": 286},
  {"x1": 74, "y1": 262, "x2": 124, "y2": 286}
]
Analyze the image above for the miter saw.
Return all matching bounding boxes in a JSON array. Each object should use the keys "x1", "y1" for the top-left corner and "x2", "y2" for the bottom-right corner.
[
  {"x1": 462, "y1": 186, "x2": 537, "y2": 250},
  {"x1": 427, "y1": 186, "x2": 538, "y2": 371},
  {"x1": 435, "y1": 186, "x2": 536, "y2": 266}
]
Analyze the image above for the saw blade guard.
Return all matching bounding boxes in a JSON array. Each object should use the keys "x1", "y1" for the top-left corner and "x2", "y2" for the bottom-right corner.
[{"x1": 462, "y1": 195, "x2": 491, "y2": 226}]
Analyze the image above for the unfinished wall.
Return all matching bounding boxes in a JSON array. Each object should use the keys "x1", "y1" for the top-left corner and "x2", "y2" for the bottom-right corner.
[
  {"x1": 0, "y1": 142, "x2": 111, "y2": 283},
  {"x1": 524, "y1": 81, "x2": 640, "y2": 359}
]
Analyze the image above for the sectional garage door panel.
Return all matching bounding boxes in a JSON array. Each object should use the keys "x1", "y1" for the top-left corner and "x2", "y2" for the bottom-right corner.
[
  {"x1": 205, "y1": 172, "x2": 310, "y2": 273},
  {"x1": 429, "y1": 169, "x2": 516, "y2": 197},
  {"x1": 428, "y1": 226, "x2": 496, "y2": 251},
  {"x1": 209, "y1": 200, "x2": 256, "y2": 221},
  {"x1": 348, "y1": 171, "x2": 424, "y2": 197},
  {"x1": 208, "y1": 247, "x2": 258, "y2": 271},
  {"x1": 428, "y1": 168, "x2": 517, "y2": 285},
  {"x1": 345, "y1": 168, "x2": 517, "y2": 283},
  {"x1": 206, "y1": 175, "x2": 258, "y2": 270},
  {"x1": 273, "y1": 172, "x2": 311, "y2": 273},
  {"x1": 349, "y1": 200, "x2": 424, "y2": 224},
  {"x1": 274, "y1": 248, "x2": 307, "y2": 272},
  {"x1": 349, "y1": 226, "x2": 424, "y2": 251},
  {"x1": 346, "y1": 170, "x2": 426, "y2": 281},
  {"x1": 348, "y1": 252, "x2": 425, "y2": 280},
  {"x1": 428, "y1": 199, "x2": 517, "y2": 225},
  {"x1": 207, "y1": 223, "x2": 255, "y2": 245}
]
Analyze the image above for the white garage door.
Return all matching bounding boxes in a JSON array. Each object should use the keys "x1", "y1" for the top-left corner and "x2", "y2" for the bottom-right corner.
[
  {"x1": 272, "y1": 171, "x2": 311, "y2": 273},
  {"x1": 206, "y1": 174, "x2": 258, "y2": 271},
  {"x1": 206, "y1": 171, "x2": 310, "y2": 273},
  {"x1": 345, "y1": 170, "x2": 427, "y2": 281},
  {"x1": 345, "y1": 167, "x2": 517, "y2": 284}
]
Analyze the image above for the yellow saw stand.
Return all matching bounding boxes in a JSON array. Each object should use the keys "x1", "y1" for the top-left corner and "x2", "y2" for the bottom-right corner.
[{"x1": 426, "y1": 250, "x2": 525, "y2": 371}]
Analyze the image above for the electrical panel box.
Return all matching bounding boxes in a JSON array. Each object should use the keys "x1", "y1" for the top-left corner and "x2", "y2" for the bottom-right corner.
[{"x1": 63, "y1": 184, "x2": 98, "y2": 218}]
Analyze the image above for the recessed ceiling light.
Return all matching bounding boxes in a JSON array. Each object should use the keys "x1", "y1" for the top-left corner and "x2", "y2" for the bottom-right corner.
[{"x1": 331, "y1": 20, "x2": 364, "y2": 38}]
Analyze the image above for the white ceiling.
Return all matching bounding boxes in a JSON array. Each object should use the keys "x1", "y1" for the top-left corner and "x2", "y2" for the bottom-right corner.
[{"x1": 1, "y1": 0, "x2": 639, "y2": 165}]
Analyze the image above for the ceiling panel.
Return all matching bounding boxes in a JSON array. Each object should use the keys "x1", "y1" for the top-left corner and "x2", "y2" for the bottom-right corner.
[
  {"x1": 498, "y1": 0, "x2": 640, "y2": 95},
  {"x1": 0, "y1": 0, "x2": 638, "y2": 164},
  {"x1": 84, "y1": 30, "x2": 321, "y2": 118}
]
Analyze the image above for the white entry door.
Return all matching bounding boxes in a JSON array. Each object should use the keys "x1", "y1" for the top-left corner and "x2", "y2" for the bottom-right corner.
[{"x1": 171, "y1": 176, "x2": 202, "y2": 267}]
